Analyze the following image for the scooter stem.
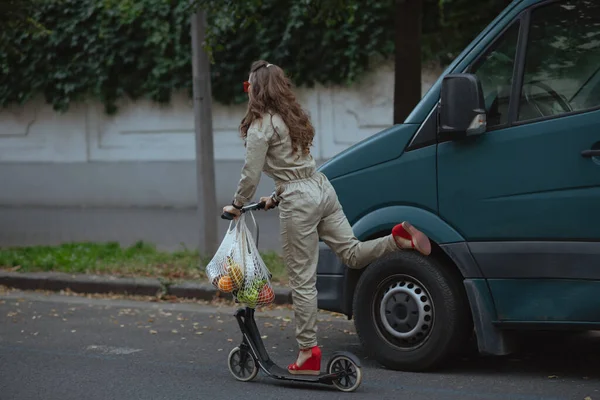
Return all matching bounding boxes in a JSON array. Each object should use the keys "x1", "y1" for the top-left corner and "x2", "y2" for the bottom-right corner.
[{"x1": 234, "y1": 307, "x2": 272, "y2": 363}]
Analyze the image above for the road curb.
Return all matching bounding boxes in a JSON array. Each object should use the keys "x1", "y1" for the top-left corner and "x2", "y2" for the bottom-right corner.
[{"x1": 0, "y1": 271, "x2": 292, "y2": 305}]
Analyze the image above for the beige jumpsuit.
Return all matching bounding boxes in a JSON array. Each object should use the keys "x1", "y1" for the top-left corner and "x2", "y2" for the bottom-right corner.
[{"x1": 234, "y1": 113, "x2": 399, "y2": 349}]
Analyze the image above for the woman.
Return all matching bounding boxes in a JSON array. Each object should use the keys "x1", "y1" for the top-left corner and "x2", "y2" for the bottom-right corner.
[{"x1": 222, "y1": 60, "x2": 432, "y2": 375}]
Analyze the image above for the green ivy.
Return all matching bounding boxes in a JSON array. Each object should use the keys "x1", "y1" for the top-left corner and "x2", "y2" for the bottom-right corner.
[{"x1": 0, "y1": 0, "x2": 511, "y2": 114}]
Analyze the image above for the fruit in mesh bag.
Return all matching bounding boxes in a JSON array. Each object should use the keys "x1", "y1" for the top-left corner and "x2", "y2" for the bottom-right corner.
[
  {"x1": 211, "y1": 273, "x2": 224, "y2": 288},
  {"x1": 258, "y1": 283, "x2": 275, "y2": 305},
  {"x1": 226, "y1": 256, "x2": 244, "y2": 289},
  {"x1": 237, "y1": 279, "x2": 262, "y2": 307},
  {"x1": 217, "y1": 275, "x2": 234, "y2": 293},
  {"x1": 237, "y1": 291, "x2": 258, "y2": 308}
]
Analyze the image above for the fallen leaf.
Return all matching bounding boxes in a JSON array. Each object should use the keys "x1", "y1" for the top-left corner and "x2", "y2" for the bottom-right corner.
[
  {"x1": 148, "y1": 319, "x2": 154, "y2": 323},
  {"x1": 171, "y1": 329, "x2": 178, "y2": 334},
  {"x1": 584, "y1": 397, "x2": 591, "y2": 400},
  {"x1": 261, "y1": 335, "x2": 268, "y2": 339},
  {"x1": 150, "y1": 330, "x2": 158, "y2": 334},
  {"x1": 195, "y1": 332, "x2": 203, "y2": 335},
  {"x1": 227, "y1": 339, "x2": 233, "y2": 342},
  {"x1": 548, "y1": 375, "x2": 558, "y2": 379},
  {"x1": 264, "y1": 322, "x2": 274, "y2": 328}
]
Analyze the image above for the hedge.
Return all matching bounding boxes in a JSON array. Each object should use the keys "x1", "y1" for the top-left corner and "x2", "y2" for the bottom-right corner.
[{"x1": 0, "y1": 0, "x2": 511, "y2": 114}]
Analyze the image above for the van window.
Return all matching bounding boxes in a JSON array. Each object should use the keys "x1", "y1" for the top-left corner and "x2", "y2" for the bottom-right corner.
[
  {"x1": 518, "y1": 0, "x2": 600, "y2": 121},
  {"x1": 470, "y1": 22, "x2": 521, "y2": 128}
]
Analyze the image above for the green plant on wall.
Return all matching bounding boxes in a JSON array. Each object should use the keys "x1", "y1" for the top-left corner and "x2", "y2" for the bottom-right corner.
[{"x1": 0, "y1": 0, "x2": 511, "y2": 114}]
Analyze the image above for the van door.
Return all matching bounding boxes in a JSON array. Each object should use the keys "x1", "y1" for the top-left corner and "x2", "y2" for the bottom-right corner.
[{"x1": 437, "y1": 0, "x2": 600, "y2": 323}]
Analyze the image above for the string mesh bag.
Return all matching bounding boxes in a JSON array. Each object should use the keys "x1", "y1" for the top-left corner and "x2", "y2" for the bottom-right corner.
[{"x1": 205, "y1": 212, "x2": 275, "y2": 308}]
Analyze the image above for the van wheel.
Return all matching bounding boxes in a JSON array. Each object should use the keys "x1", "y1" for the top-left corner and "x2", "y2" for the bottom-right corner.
[{"x1": 353, "y1": 251, "x2": 471, "y2": 371}]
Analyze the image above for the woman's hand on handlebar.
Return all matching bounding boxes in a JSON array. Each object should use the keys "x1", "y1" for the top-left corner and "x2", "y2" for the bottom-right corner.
[
  {"x1": 222, "y1": 205, "x2": 241, "y2": 219},
  {"x1": 259, "y1": 196, "x2": 278, "y2": 210}
]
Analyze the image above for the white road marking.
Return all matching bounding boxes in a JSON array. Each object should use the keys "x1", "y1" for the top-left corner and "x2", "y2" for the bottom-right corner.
[{"x1": 86, "y1": 345, "x2": 142, "y2": 355}]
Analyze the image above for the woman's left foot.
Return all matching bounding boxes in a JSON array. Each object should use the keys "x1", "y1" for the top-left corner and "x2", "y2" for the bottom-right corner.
[
  {"x1": 393, "y1": 222, "x2": 432, "y2": 256},
  {"x1": 288, "y1": 346, "x2": 321, "y2": 375}
]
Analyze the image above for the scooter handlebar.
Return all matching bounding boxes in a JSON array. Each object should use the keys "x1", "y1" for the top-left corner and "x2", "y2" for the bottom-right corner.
[{"x1": 221, "y1": 201, "x2": 273, "y2": 220}]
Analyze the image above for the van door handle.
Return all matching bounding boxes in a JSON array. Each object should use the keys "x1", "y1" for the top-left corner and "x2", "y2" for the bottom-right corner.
[{"x1": 581, "y1": 149, "x2": 600, "y2": 158}]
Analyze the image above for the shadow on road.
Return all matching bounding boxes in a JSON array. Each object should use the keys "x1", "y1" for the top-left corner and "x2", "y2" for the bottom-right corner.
[{"x1": 428, "y1": 331, "x2": 599, "y2": 379}]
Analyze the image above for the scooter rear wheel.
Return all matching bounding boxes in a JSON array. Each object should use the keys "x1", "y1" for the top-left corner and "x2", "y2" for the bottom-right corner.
[
  {"x1": 228, "y1": 347, "x2": 258, "y2": 382},
  {"x1": 327, "y1": 352, "x2": 363, "y2": 392}
]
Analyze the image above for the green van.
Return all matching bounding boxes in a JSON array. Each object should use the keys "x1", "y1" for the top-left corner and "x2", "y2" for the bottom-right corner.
[{"x1": 315, "y1": 0, "x2": 600, "y2": 371}]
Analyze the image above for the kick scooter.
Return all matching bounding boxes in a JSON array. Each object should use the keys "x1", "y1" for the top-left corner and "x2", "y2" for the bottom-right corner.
[{"x1": 221, "y1": 202, "x2": 363, "y2": 392}]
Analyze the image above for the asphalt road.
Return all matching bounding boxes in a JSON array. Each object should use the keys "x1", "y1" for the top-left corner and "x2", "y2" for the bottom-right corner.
[{"x1": 0, "y1": 288, "x2": 598, "y2": 400}]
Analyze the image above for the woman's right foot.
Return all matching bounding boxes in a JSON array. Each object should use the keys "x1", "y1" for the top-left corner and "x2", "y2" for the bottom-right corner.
[
  {"x1": 393, "y1": 222, "x2": 432, "y2": 256},
  {"x1": 288, "y1": 346, "x2": 321, "y2": 375}
]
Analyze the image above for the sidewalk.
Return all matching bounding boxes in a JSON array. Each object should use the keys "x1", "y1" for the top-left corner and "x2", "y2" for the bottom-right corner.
[{"x1": 0, "y1": 206, "x2": 282, "y2": 252}]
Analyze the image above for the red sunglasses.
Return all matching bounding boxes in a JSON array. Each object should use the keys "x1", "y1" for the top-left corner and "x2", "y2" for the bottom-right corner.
[{"x1": 243, "y1": 81, "x2": 251, "y2": 93}]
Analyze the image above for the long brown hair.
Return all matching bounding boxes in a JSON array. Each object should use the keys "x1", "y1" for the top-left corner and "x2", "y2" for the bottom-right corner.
[{"x1": 240, "y1": 60, "x2": 314, "y2": 155}]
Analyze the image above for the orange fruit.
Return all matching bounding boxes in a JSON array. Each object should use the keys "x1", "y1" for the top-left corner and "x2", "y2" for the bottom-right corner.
[{"x1": 218, "y1": 275, "x2": 234, "y2": 293}]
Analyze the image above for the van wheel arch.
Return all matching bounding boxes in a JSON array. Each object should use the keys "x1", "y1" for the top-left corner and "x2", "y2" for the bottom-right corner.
[{"x1": 345, "y1": 233, "x2": 470, "y2": 322}]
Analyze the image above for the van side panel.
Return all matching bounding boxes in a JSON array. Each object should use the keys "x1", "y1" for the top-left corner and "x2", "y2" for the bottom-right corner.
[
  {"x1": 328, "y1": 145, "x2": 438, "y2": 226},
  {"x1": 489, "y1": 279, "x2": 600, "y2": 325}
]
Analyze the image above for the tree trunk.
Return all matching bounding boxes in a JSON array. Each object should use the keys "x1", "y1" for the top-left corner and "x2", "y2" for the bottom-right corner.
[
  {"x1": 394, "y1": 0, "x2": 422, "y2": 124},
  {"x1": 191, "y1": 8, "x2": 218, "y2": 256}
]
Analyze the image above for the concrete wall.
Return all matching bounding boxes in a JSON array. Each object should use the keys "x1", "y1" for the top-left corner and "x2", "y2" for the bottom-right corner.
[{"x1": 0, "y1": 64, "x2": 441, "y2": 207}]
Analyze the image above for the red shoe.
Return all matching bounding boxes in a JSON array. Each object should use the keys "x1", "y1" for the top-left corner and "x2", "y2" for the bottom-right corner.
[
  {"x1": 393, "y1": 222, "x2": 432, "y2": 256},
  {"x1": 288, "y1": 346, "x2": 321, "y2": 375}
]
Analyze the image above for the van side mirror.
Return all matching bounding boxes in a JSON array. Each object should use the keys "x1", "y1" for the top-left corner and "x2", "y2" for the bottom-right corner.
[{"x1": 437, "y1": 74, "x2": 487, "y2": 140}]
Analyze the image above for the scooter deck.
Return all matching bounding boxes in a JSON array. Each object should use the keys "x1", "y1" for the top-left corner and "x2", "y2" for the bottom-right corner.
[{"x1": 264, "y1": 363, "x2": 337, "y2": 383}]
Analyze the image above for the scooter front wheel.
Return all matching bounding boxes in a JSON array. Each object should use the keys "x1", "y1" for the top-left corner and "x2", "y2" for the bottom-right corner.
[
  {"x1": 228, "y1": 347, "x2": 258, "y2": 382},
  {"x1": 327, "y1": 352, "x2": 363, "y2": 392}
]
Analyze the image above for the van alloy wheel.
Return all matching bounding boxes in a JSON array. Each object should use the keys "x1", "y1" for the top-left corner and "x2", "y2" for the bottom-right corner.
[{"x1": 376, "y1": 275, "x2": 434, "y2": 348}]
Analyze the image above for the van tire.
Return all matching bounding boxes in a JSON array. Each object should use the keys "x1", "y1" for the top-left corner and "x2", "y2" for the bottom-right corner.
[{"x1": 353, "y1": 251, "x2": 471, "y2": 371}]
